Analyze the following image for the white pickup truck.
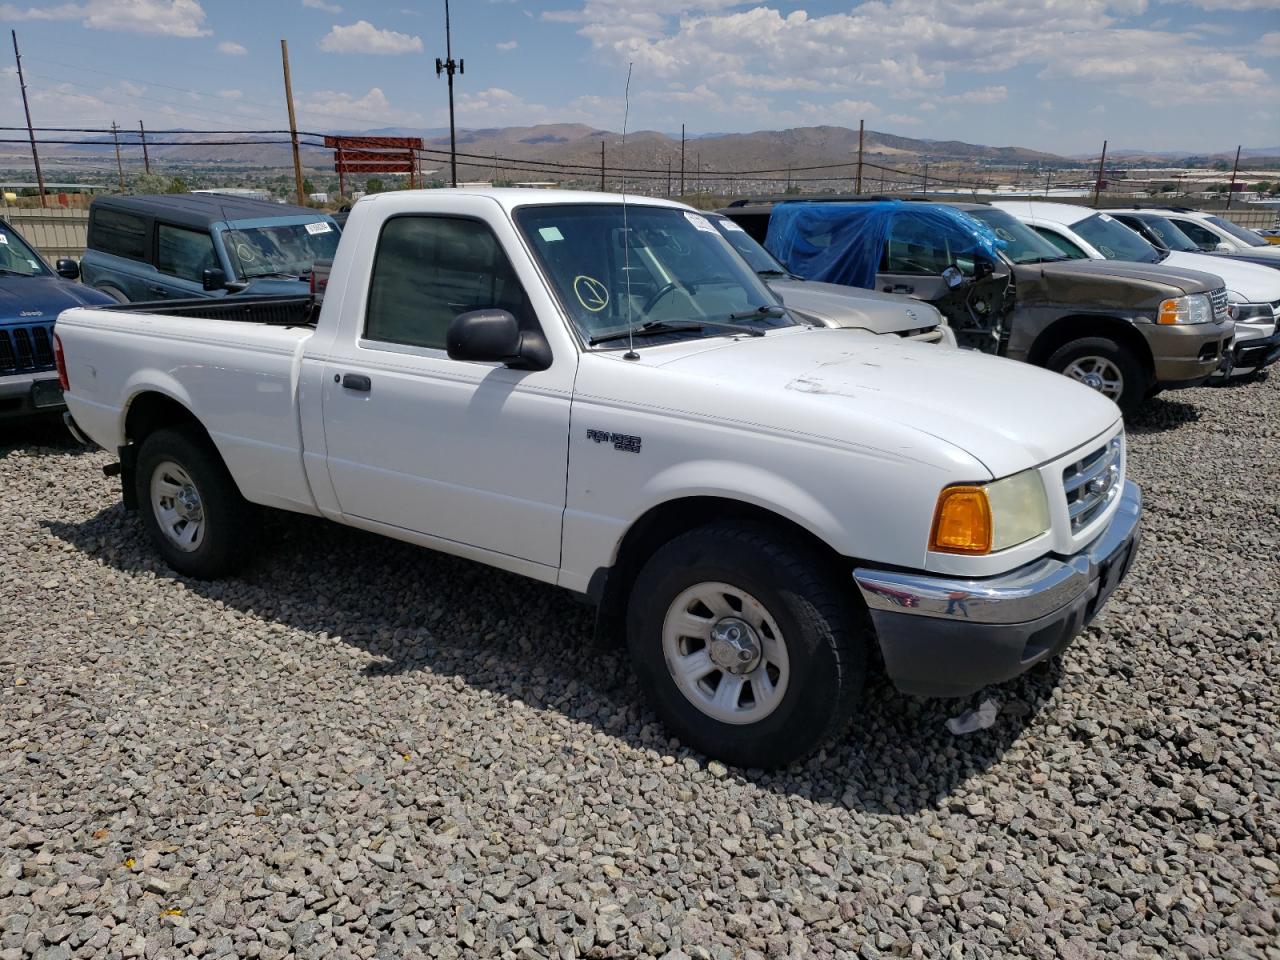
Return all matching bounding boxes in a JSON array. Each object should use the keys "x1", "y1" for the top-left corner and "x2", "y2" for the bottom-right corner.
[{"x1": 56, "y1": 188, "x2": 1142, "y2": 767}]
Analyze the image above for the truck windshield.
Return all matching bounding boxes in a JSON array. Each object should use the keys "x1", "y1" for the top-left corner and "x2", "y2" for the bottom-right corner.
[
  {"x1": 223, "y1": 220, "x2": 341, "y2": 280},
  {"x1": 0, "y1": 224, "x2": 51, "y2": 277},
  {"x1": 1205, "y1": 215, "x2": 1268, "y2": 247},
  {"x1": 966, "y1": 208, "x2": 1066, "y2": 265},
  {"x1": 515, "y1": 204, "x2": 794, "y2": 346},
  {"x1": 1072, "y1": 213, "x2": 1161, "y2": 263},
  {"x1": 709, "y1": 215, "x2": 789, "y2": 275},
  {"x1": 1125, "y1": 214, "x2": 1201, "y2": 253}
]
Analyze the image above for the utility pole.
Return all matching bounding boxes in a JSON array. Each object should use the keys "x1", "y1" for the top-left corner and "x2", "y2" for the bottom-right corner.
[
  {"x1": 1225, "y1": 144, "x2": 1241, "y2": 210},
  {"x1": 110, "y1": 122, "x2": 126, "y2": 191},
  {"x1": 679, "y1": 123, "x2": 685, "y2": 196},
  {"x1": 695, "y1": 152, "x2": 701, "y2": 195},
  {"x1": 600, "y1": 140, "x2": 605, "y2": 191},
  {"x1": 1093, "y1": 139, "x2": 1107, "y2": 206},
  {"x1": 1045, "y1": 170, "x2": 1052, "y2": 197},
  {"x1": 666, "y1": 157, "x2": 671, "y2": 197},
  {"x1": 922, "y1": 163, "x2": 928, "y2": 199},
  {"x1": 138, "y1": 120, "x2": 151, "y2": 174},
  {"x1": 11, "y1": 30, "x2": 46, "y2": 208},
  {"x1": 855, "y1": 119, "x2": 864, "y2": 195},
  {"x1": 435, "y1": 0, "x2": 464, "y2": 188},
  {"x1": 280, "y1": 39, "x2": 305, "y2": 205}
]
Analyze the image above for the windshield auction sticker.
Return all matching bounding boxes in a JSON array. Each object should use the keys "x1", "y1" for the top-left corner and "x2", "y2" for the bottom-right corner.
[
  {"x1": 684, "y1": 212, "x2": 717, "y2": 233},
  {"x1": 573, "y1": 275, "x2": 609, "y2": 312},
  {"x1": 306, "y1": 221, "x2": 333, "y2": 235}
]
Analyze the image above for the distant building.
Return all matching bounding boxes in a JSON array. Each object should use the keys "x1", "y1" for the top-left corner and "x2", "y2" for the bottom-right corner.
[{"x1": 308, "y1": 192, "x2": 330, "y2": 204}]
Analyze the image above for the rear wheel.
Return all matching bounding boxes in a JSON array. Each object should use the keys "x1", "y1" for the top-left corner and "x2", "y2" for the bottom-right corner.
[
  {"x1": 626, "y1": 522, "x2": 865, "y2": 768},
  {"x1": 1047, "y1": 336, "x2": 1148, "y2": 414},
  {"x1": 135, "y1": 427, "x2": 256, "y2": 579}
]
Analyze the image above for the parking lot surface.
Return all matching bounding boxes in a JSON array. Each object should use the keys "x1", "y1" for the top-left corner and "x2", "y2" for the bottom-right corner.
[{"x1": 2, "y1": 376, "x2": 1277, "y2": 960}]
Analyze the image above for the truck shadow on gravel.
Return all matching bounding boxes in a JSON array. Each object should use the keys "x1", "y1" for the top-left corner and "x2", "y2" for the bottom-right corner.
[
  {"x1": 45, "y1": 503, "x2": 1065, "y2": 815},
  {"x1": 1125, "y1": 396, "x2": 1202, "y2": 435},
  {"x1": 0, "y1": 414, "x2": 87, "y2": 457}
]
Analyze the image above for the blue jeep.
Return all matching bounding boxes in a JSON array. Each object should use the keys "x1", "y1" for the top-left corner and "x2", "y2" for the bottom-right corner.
[
  {"x1": 0, "y1": 217, "x2": 115, "y2": 422},
  {"x1": 81, "y1": 193, "x2": 340, "y2": 302}
]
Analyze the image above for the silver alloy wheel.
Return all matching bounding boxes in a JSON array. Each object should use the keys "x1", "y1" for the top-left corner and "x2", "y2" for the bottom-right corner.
[
  {"x1": 661, "y1": 581, "x2": 790, "y2": 725},
  {"x1": 150, "y1": 460, "x2": 205, "y2": 552},
  {"x1": 1063, "y1": 356, "x2": 1125, "y2": 400}
]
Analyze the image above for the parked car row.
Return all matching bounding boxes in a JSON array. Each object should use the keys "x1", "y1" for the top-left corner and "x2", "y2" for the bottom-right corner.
[{"x1": 721, "y1": 196, "x2": 1278, "y2": 410}]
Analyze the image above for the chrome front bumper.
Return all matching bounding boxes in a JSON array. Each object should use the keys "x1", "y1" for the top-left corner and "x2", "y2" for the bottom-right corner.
[{"x1": 853, "y1": 481, "x2": 1142, "y2": 697}]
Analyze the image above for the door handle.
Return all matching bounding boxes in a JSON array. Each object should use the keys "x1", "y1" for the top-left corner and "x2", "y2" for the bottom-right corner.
[{"x1": 339, "y1": 373, "x2": 371, "y2": 392}]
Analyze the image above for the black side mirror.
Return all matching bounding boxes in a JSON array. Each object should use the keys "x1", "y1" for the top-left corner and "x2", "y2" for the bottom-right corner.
[
  {"x1": 447, "y1": 309, "x2": 551, "y2": 371},
  {"x1": 973, "y1": 256, "x2": 996, "y2": 280},
  {"x1": 202, "y1": 267, "x2": 228, "y2": 291},
  {"x1": 55, "y1": 258, "x2": 80, "y2": 280}
]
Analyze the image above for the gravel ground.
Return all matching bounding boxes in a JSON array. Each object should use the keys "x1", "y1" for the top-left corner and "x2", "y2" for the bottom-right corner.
[{"x1": 1, "y1": 374, "x2": 1278, "y2": 960}]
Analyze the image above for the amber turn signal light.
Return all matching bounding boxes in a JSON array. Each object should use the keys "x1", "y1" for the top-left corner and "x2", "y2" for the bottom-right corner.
[{"x1": 929, "y1": 485, "x2": 993, "y2": 555}]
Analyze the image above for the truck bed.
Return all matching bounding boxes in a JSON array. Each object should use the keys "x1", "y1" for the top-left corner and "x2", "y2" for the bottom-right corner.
[{"x1": 99, "y1": 295, "x2": 318, "y2": 327}]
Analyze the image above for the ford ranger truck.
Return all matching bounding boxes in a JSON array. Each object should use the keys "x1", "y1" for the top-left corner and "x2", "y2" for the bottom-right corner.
[{"x1": 56, "y1": 189, "x2": 1142, "y2": 768}]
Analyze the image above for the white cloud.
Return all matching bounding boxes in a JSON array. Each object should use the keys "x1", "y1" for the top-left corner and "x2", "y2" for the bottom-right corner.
[
  {"x1": 1259, "y1": 31, "x2": 1280, "y2": 56},
  {"x1": 884, "y1": 113, "x2": 924, "y2": 126},
  {"x1": 497, "y1": 40, "x2": 519, "y2": 51},
  {"x1": 217, "y1": 40, "x2": 247, "y2": 55},
  {"x1": 302, "y1": 0, "x2": 341, "y2": 11},
  {"x1": 217, "y1": 89, "x2": 243, "y2": 100},
  {"x1": 1165, "y1": 0, "x2": 1278, "y2": 8},
  {"x1": 0, "y1": 0, "x2": 212, "y2": 37},
  {"x1": 318, "y1": 20, "x2": 424, "y2": 55},
  {"x1": 297, "y1": 87, "x2": 422, "y2": 126}
]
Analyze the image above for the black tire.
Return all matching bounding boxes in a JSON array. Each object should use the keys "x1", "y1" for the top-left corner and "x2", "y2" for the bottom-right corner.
[
  {"x1": 135, "y1": 427, "x2": 257, "y2": 579},
  {"x1": 1046, "y1": 336, "x2": 1149, "y2": 414},
  {"x1": 97, "y1": 285, "x2": 129, "y2": 304},
  {"x1": 626, "y1": 522, "x2": 866, "y2": 768}
]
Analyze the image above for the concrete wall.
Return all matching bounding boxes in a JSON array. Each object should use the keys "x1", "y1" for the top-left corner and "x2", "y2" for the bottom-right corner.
[{"x1": 0, "y1": 207, "x2": 90, "y2": 261}]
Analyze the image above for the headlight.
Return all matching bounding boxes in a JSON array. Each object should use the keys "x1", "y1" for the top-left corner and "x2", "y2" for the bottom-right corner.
[
  {"x1": 930, "y1": 469, "x2": 1051, "y2": 555},
  {"x1": 1157, "y1": 294, "x2": 1213, "y2": 325},
  {"x1": 1229, "y1": 302, "x2": 1274, "y2": 323}
]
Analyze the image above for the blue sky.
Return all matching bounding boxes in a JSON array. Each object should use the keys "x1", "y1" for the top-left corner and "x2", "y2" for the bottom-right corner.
[{"x1": 2, "y1": 0, "x2": 1278, "y2": 155}]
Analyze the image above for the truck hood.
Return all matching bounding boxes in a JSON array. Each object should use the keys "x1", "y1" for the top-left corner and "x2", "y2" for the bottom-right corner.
[
  {"x1": 766, "y1": 276, "x2": 942, "y2": 335},
  {"x1": 1158, "y1": 251, "x2": 1280, "y2": 301},
  {"x1": 608, "y1": 327, "x2": 1120, "y2": 479},
  {"x1": 0, "y1": 275, "x2": 116, "y2": 323},
  {"x1": 1015, "y1": 257, "x2": 1223, "y2": 309}
]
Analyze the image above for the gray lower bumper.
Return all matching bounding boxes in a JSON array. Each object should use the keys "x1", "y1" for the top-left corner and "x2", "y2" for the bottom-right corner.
[{"x1": 853, "y1": 481, "x2": 1142, "y2": 698}]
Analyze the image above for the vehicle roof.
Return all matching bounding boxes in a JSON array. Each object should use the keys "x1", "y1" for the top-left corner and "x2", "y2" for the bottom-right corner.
[
  {"x1": 721, "y1": 195, "x2": 993, "y2": 215},
  {"x1": 357, "y1": 187, "x2": 694, "y2": 215},
  {"x1": 90, "y1": 192, "x2": 325, "y2": 228},
  {"x1": 989, "y1": 200, "x2": 1094, "y2": 226}
]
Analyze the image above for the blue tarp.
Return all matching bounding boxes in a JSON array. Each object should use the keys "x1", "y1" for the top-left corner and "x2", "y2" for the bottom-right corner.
[{"x1": 764, "y1": 200, "x2": 1006, "y2": 291}]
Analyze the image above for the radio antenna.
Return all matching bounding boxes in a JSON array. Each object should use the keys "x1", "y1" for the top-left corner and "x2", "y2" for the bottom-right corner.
[{"x1": 619, "y1": 62, "x2": 639, "y2": 361}]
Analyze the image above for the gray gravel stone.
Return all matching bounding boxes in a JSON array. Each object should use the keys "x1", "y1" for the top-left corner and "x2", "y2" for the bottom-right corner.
[{"x1": 2, "y1": 376, "x2": 1279, "y2": 958}]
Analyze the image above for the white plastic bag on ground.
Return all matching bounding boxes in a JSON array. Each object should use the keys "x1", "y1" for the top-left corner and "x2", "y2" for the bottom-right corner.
[{"x1": 946, "y1": 697, "x2": 1000, "y2": 735}]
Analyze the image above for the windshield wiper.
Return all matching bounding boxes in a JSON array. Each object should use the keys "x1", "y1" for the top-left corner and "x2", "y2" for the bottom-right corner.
[
  {"x1": 589, "y1": 318, "x2": 766, "y2": 346},
  {"x1": 727, "y1": 304, "x2": 788, "y2": 321}
]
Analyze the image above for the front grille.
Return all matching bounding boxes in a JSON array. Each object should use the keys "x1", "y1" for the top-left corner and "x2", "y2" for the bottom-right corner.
[
  {"x1": 1209, "y1": 287, "x2": 1229, "y2": 322},
  {"x1": 0, "y1": 322, "x2": 57, "y2": 376},
  {"x1": 1062, "y1": 435, "x2": 1123, "y2": 534}
]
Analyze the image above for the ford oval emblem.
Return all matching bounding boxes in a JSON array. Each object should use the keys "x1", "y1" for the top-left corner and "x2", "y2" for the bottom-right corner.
[{"x1": 1086, "y1": 467, "x2": 1115, "y2": 499}]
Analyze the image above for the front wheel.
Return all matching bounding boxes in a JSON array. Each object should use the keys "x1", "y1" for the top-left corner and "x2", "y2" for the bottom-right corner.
[
  {"x1": 1047, "y1": 336, "x2": 1148, "y2": 414},
  {"x1": 135, "y1": 427, "x2": 257, "y2": 579},
  {"x1": 626, "y1": 522, "x2": 865, "y2": 768}
]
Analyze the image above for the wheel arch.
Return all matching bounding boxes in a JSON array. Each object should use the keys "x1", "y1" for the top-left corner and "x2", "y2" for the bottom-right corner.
[
  {"x1": 119, "y1": 389, "x2": 223, "y2": 510},
  {"x1": 590, "y1": 494, "x2": 853, "y2": 643},
  {"x1": 1027, "y1": 314, "x2": 1155, "y2": 377}
]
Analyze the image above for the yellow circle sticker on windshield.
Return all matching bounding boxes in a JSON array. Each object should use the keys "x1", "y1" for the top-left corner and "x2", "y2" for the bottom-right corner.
[{"x1": 574, "y1": 275, "x2": 609, "y2": 312}]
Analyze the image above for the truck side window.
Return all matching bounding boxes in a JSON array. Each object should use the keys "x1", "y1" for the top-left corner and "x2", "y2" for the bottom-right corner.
[
  {"x1": 156, "y1": 224, "x2": 218, "y2": 283},
  {"x1": 885, "y1": 216, "x2": 960, "y2": 275},
  {"x1": 89, "y1": 209, "x2": 148, "y2": 262},
  {"x1": 1032, "y1": 227, "x2": 1088, "y2": 260},
  {"x1": 365, "y1": 216, "x2": 533, "y2": 351},
  {"x1": 1172, "y1": 219, "x2": 1219, "y2": 251}
]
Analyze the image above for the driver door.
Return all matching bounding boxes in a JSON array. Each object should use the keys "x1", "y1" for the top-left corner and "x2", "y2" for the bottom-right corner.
[
  {"x1": 875, "y1": 212, "x2": 959, "y2": 302},
  {"x1": 319, "y1": 212, "x2": 574, "y2": 569}
]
